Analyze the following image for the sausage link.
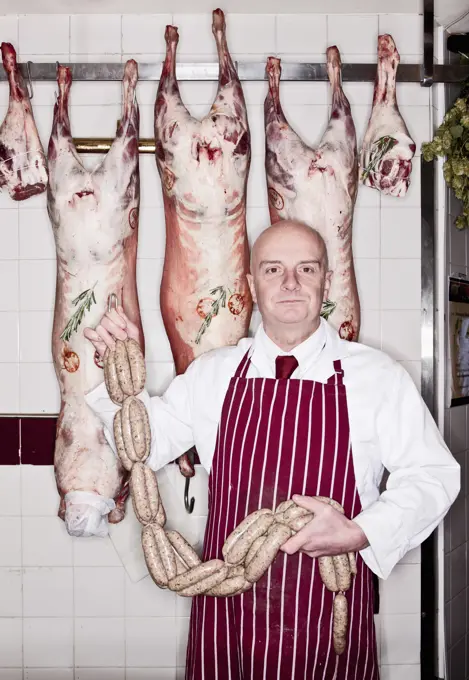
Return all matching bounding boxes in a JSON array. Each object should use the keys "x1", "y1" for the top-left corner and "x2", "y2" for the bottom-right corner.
[
  {"x1": 283, "y1": 504, "x2": 312, "y2": 523},
  {"x1": 169, "y1": 559, "x2": 226, "y2": 592},
  {"x1": 223, "y1": 510, "x2": 274, "y2": 565},
  {"x1": 222, "y1": 509, "x2": 273, "y2": 559},
  {"x1": 348, "y1": 552, "x2": 357, "y2": 577},
  {"x1": 152, "y1": 524, "x2": 177, "y2": 581},
  {"x1": 142, "y1": 524, "x2": 168, "y2": 587},
  {"x1": 178, "y1": 565, "x2": 229, "y2": 597},
  {"x1": 275, "y1": 500, "x2": 295, "y2": 516},
  {"x1": 234, "y1": 580, "x2": 254, "y2": 595},
  {"x1": 141, "y1": 400, "x2": 151, "y2": 461},
  {"x1": 130, "y1": 463, "x2": 160, "y2": 524},
  {"x1": 156, "y1": 501, "x2": 166, "y2": 527},
  {"x1": 227, "y1": 565, "x2": 245, "y2": 578},
  {"x1": 314, "y1": 496, "x2": 345, "y2": 514},
  {"x1": 113, "y1": 410, "x2": 133, "y2": 471},
  {"x1": 244, "y1": 535, "x2": 267, "y2": 567},
  {"x1": 174, "y1": 549, "x2": 189, "y2": 575},
  {"x1": 129, "y1": 397, "x2": 150, "y2": 461},
  {"x1": 208, "y1": 575, "x2": 247, "y2": 597},
  {"x1": 332, "y1": 554, "x2": 351, "y2": 592},
  {"x1": 225, "y1": 513, "x2": 275, "y2": 565},
  {"x1": 121, "y1": 396, "x2": 136, "y2": 460},
  {"x1": 115, "y1": 339, "x2": 134, "y2": 396},
  {"x1": 166, "y1": 530, "x2": 201, "y2": 568},
  {"x1": 318, "y1": 556, "x2": 338, "y2": 592},
  {"x1": 104, "y1": 347, "x2": 124, "y2": 405},
  {"x1": 333, "y1": 593, "x2": 348, "y2": 655},
  {"x1": 245, "y1": 524, "x2": 292, "y2": 583},
  {"x1": 126, "y1": 338, "x2": 146, "y2": 395}
]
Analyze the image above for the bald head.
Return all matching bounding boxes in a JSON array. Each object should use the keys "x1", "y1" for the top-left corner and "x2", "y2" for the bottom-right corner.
[
  {"x1": 251, "y1": 220, "x2": 329, "y2": 274},
  {"x1": 246, "y1": 220, "x2": 332, "y2": 345}
]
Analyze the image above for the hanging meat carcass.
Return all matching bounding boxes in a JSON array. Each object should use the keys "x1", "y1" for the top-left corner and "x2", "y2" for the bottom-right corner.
[
  {"x1": 155, "y1": 8, "x2": 252, "y2": 377},
  {"x1": 48, "y1": 60, "x2": 142, "y2": 537},
  {"x1": 265, "y1": 48, "x2": 360, "y2": 342},
  {"x1": 360, "y1": 34, "x2": 416, "y2": 197},
  {"x1": 0, "y1": 43, "x2": 47, "y2": 200}
]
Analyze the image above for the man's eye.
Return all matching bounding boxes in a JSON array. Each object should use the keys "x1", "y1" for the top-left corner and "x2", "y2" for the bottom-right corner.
[
  {"x1": 301, "y1": 266, "x2": 315, "y2": 274},
  {"x1": 266, "y1": 267, "x2": 279, "y2": 274}
]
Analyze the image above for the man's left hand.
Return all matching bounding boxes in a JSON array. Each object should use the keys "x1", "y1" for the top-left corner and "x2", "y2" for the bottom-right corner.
[{"x1": 280, "y1": 495, "x2": 369, "y2": 559}]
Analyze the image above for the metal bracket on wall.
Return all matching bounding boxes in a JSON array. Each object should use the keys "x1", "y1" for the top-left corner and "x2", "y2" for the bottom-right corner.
[
  {"x1": 421, "y1": 0, "x2": 434, "y2": 87},
  {"x1": 1, "y1": 61, "x2": 469, "y2": 85}
]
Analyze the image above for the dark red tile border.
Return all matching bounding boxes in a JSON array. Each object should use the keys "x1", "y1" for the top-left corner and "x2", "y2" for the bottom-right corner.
[
  {"x1": 0, "y1": 416, "x2": 200, "y2": 467},
  {"x1": 0, "y1": 417, "x2": 20, "y2": 464},
  {"x1": 20, "y1": 417, "x2": 57, "y2": 465}
]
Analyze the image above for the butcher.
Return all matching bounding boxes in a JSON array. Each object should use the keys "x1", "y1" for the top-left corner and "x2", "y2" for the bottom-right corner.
[{"x1": 84, "y1": 220, "x2": 459, "y2": 679}]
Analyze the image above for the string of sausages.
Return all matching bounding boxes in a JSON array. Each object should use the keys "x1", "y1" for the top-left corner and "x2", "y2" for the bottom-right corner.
[{"x1": 103, "y1": 336, "x2": 356, "y2": 655}]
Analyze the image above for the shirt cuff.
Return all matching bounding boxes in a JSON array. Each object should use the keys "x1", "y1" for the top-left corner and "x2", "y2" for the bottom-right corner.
[{"x1": 352, "y1": 508, "x2": 408, "y2": 580}]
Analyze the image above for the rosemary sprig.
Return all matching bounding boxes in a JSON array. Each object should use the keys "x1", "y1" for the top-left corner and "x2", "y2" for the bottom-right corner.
[
  {"x1": 320, "y1": 298, "x2": 337, "y2": 320},
  {"x1": 195, "y1": 285, "x2": 227, "y2": 345},
  {"x1": 60, "y1": 283, "x2": 97, "y2": 342},
  {"x1": 361, "y1": 135, "x2": 398, "y2": 181}
]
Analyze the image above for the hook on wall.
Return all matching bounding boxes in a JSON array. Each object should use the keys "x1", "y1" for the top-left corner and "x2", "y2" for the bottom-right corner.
[
  {"x1": 184, "y1": 477, "x2": 195, "y2": 514},
  {"x1": 26, "y1": 61, "x2": 34, "y2": 99},
  {"x1": 183, "y1": 448, "x2": 196, "y2": 514}
]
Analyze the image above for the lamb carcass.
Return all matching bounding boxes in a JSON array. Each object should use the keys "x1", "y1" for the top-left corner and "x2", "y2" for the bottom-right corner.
[
  {"x1": 0, "y1": 43, "x2": 47, "y2": 200},
  {"x1": 360, "y1": 34, "x2": 416, "y2": 197},
  {"x1": 155, "y1": 8, "x2": 252, "y2": 377},
  {"x1": 48, "y1": 60, "x2": 143, "y2": 537},
  {"x1": 265, "y1": 48, "x2": 360, "y2": 341}
]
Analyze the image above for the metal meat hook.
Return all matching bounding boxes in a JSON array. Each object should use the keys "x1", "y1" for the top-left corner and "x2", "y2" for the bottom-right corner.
[
  {"x1": 184, "y1": 477, "x2": 195, "y2": 514},
  {"x1": 184, "y1": 450, "x2": 196, "y2": 514},
  {"x1": 26, "y1": 61, "x2": 34, "y2": 99}
]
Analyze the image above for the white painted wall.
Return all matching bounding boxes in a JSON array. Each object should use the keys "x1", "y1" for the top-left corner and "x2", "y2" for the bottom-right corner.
[{"x1": 0, "y1": 10, "x2": 428, "y2": 680}]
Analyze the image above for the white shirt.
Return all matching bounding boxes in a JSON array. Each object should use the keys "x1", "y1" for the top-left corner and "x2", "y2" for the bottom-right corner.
[{"x1": 85, "y1": 318, "x2": 460, "y2": 580}]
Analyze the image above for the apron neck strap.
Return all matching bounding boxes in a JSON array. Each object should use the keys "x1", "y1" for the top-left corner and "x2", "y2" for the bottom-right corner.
[
  {"x1": 327, "y1": 359, "x2": 344, "y2": 386},
  {"x1": 234, "y1": 349, "x2": 251, "y2": 378},
  {"x1": 234, "y1": 353, "x2": 344, "y2": 384}
]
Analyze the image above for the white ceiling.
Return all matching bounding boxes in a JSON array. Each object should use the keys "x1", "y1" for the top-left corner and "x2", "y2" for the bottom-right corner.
[{"x1": 0, "y1": 0, "x2": 468, "y2": 32}]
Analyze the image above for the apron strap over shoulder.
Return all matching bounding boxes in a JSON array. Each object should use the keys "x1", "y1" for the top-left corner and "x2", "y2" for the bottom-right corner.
[
  {"x1": 234, "y1": 349, "x2": 252, "y2": 379},
  {"x1": 327, "y1": 359, "x2": 344, "y2": 386}
]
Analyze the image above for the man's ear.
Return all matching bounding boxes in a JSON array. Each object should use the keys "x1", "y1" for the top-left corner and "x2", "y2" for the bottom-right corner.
[
  {"x1": 323, "y1": 270, "x2": 332, "y2": 301},
  {"x1": 246, "y1": 273, "x2": 257, "y2": 304}
]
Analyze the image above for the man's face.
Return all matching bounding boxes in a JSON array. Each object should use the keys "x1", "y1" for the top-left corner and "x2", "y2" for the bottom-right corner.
[{"x1": 247, "y1": 226, "x2": 331, "y2": 330}]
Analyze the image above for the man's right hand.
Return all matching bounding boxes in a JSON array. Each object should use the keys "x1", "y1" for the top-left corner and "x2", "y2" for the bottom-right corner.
[{"x1": 84, "y1": 305, "x2": 141, "y2": 359}]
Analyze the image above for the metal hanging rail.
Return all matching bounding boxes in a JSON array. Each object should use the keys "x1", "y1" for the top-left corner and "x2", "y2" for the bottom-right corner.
[{"x1": 2, "y1": 60, "x2": 469, "y2": 84}]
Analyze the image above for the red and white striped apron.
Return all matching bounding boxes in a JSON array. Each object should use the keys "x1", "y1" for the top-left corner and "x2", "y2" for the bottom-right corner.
[{"x1": 186, "y1": 351, "x2": 379, "y2": 680}]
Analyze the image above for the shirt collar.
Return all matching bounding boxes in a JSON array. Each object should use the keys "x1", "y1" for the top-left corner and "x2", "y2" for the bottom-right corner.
[{"x1": 250, "y1": 317, "x2": 350, "y2": 377}]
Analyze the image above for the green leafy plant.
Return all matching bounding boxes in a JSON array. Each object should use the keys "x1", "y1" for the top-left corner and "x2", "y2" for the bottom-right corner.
[
  {"x1": 422, "y1": 78, "x2": 469, "y2": 230},
  {"x1": 60, "y1": 283, "x2": 97, "y2": 342},
  {"x1": 195, "y1": 286, "x2": 227, "y2": 345},
  {"x1": 320, "y1": 299, "x2": 337, "y2": 320},
  {"x1": 361, "y1": 135, "x2": 398, "y2": 182}
]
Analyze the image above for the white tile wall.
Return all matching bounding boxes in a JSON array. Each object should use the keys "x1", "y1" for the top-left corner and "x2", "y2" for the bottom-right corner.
[
  {"x1": 18, "y1": 15, "x2": 70, "y2": 55},
  {"x1": 0, "y1": 15, "x2": 19, "y2": 45},
  {"x1": 0, "y1": 10, "x2": 425, "y2": 678},
  {"x1": 0, "y1": 313, "x2": 19, "y2": 363},
  {"x1": 121, "y1": 14, "x2": 172, "y2": 55},
  {"x1": 70, "y1": 15, "x2": 122, "y2": 55},
  {"x1": 24, "y1": 618, "x2": 74, "y2": 667},
  {"x1": 23, "y1": 568, "x2": 74, "y2": 617},
  {"x1": 75, "y1": 618, "x2": 125, "y2": 667}
]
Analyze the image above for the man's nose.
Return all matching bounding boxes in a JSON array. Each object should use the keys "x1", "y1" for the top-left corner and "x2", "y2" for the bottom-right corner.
[{"x1": 281, "y1": 270, "x2": 300, "y2": 290}]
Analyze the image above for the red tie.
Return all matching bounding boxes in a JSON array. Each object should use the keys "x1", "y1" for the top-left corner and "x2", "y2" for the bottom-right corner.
[{"x1": 275, "y1": 355, "x2": 299, "y2": 380}]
